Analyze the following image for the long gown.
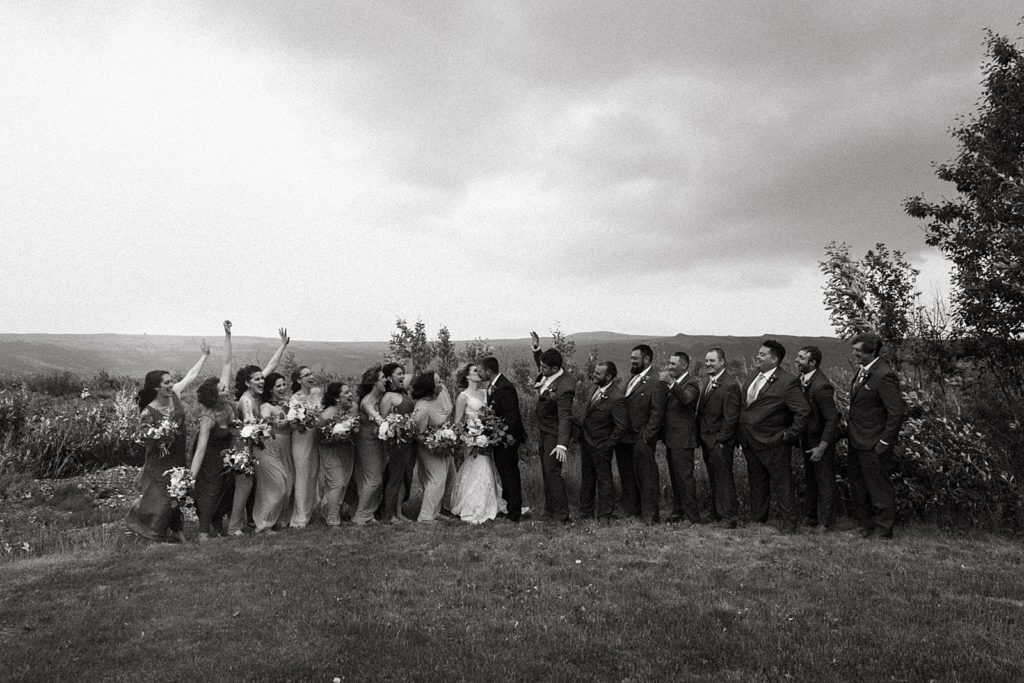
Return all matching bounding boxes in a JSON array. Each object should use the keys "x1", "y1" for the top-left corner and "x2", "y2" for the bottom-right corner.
[
  {"x1": 412, "y1": 388, "x2": 455, "y2": 522},
  {"x1": 449, "y1": 391, "x2": 506, "y2": 524},
  {"x1": 289, "y1": 391, "x2": 321, "y2": 528},
  {"x1": 319, "y1": 407, "x2": 356, "y2": 527},
  {"x1": 382, "y1": 392, "x2": 416, "y2": 520},
  {"x1": 252, "y1": 410, "x2": 294, "y2": 532},
  {"x1": 125, "y1": 394, "x2": 187, "y2": 540},
  {"x1": 192, "y1": 408, "x2": 235, "y2": 535},
  {"x1": 352, "y1": 409, "x2": 384, "y2": 524}
]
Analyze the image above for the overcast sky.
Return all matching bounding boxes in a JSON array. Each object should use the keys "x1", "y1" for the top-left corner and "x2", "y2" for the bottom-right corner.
[{"x1": 2, "y1": 2, "x2": 1020, "y2": 342}]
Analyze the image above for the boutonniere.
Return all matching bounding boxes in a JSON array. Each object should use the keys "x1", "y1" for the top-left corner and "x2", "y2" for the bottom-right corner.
[
  {"x1": 708, "y1": 380, "x2": 719, "y2": 391},
  {"x1": 765, "y1": 374, "x2": 778, "y2": 386}
]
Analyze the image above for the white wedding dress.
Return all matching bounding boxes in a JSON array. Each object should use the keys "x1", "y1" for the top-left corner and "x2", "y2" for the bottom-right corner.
[{"x1": 449, "y1": 391, "x2": 506, "y2": 524}]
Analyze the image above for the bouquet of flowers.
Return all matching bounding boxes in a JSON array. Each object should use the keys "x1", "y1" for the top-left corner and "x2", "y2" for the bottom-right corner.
[
  {"x1": 222, "y1": 446, "x2": 258, "y2": 476},
  {"x1": 321, "y1": 413, "x2": 360, "y2": 444},
  {"x1": 239, "y1": 419, "x2": 274, "y2": 450},
  {"x1": 164, "y1": 467, "x2": 195, "y2": 505},
  {"x1": 421, "y1": 423, "x2": 459, "y2": 455},
  {"x1": 137, "y1": 415, "x2": 179, "y2": 455},
  {"x1": 286, "y1": 398, "x2": 322, "y2": 432},
  {"x1": 459, "y1": 405, "x2": 515, "y2": 455},
  {"x1": 377, "y1": 413, "x2": 415, "y2": 447}
]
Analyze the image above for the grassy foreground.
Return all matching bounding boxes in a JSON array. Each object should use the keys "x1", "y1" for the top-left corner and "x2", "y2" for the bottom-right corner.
[{"x1": 0, "y1": 518, "x2": 1021, "y2": 682}]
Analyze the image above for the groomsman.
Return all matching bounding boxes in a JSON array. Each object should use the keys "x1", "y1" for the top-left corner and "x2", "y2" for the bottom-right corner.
[
  {"x1": 696, "y1": 348, "x2": 741, "y2": 528},
  {"x1": 738, "y1": 339, "x2": 809, "y2": 532},
  {"x1": 621, "y1": 344, "x2": 667, "y2": 524},
  {"x1": 794, "y1": 346, "x2": 839, "y2": 531},
  {"x1": 847, "y1": 332, "x2": 906, "y2": 539},
  {"x1": 530, "y1": 334, "x2": 576, "y2": 522},
  {"x1": 478, "y1": 356, "x2": 528, "y2": 522},
  {"x1": 574, "y1": 360, "x2": 627, "y2": 521},
  {"x1": 659, "y1": 351, "x2": 702, "y2": 524}
]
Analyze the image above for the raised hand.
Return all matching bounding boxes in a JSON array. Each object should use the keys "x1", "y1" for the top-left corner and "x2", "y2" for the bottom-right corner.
[
  {"x1": 223, "y1": 320, "x2": 232, "y2": 336},
  {"x1": 278, "y1": 327, "x2": 290, "y2": 345},
  {"x1": 530, "y1": 331, "x2": 540, "y2": 348},
  {"x1": 200, "y1": 338, "x2": 211, "y2": 356}
]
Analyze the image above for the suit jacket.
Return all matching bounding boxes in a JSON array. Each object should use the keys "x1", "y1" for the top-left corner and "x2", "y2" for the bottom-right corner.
[
  {"x1": 696, "y1": 372, "x2": 741, "y2": 447},
  {"x1": 487, "y1": 374, "x2": 527, "y2": 447},
  {"x1": 799, "y1": 370, "x2": 838, "y2": 449},
  {"x1": 622, "y1": 368, "x2": 667, "y2": 445},
  {"x1": 534, "y1": 371, "x2": 576, "y2": 446},
  {"x1": 662, "y1": 372, "x2": 700, "y2": 449},
  {"x1": 738, "y1": 368, "x2": 810, "y2": 451},
  {"x1": 847, "y1": 358, "x2": 906, "y2": 452},
  {"x1": 574, "y1": 381, "x2": 627, "y2": 452}
]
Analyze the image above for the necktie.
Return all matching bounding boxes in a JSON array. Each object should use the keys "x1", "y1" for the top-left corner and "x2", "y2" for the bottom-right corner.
[
  {"x1": 747, "y1": 373, "x2": 765, "y2": 404},
  {"x1": 626, "y1": 373, "x2": 641, "y2": 396},
  {"x1": 590, "y1": 388, "x2": 603, "y2": 406},
  {"x1": 855, "y1": 368, "x2": 866, "y2": 387}
]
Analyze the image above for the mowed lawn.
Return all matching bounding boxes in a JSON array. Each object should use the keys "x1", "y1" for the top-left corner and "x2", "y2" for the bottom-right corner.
[{"x1": 0, "y1": 519, "x2": 1021, "y2": 682}]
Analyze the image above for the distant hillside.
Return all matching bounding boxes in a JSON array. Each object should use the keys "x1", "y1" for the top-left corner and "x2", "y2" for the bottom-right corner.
[{"x1": 0, "y1": 332, "x2": 854, "y2": 379}]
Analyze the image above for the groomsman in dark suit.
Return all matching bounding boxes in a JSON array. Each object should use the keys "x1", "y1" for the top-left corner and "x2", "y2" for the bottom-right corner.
[
  {"x1": 478, "y1": 356, "x2": 528, "y2": 522},
  {"x1": 847, "y1": 332, "x2": 906, "y2": 539},
  {"x1": 794, "y1": 346, "x2": 839, "y2": 531},
  {"x1": 574, "y1": 360, "x2": 627, "y2": 521},
  {"x1": 659, "y1": 351, "x2": 702, "y2": 524},
  {"x1": 738, "y1": 339, "x2": 809, "y2": 532},
  {"x1": 620, "y1": 344, "x2": 667, "y2": 524},
  {"x1": 696, "y1": 348, "x2": 741, "y2": 528},
  {"x1": 530, "y1": 335, "x2": 576, "y2": 522}
]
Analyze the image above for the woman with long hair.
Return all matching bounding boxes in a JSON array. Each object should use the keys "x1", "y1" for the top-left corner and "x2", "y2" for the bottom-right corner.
[
  {"x1": 226, "y1": 327, "x2": 290, "y2": 536},
  {"x1": 410, "y1": 371, "x2": 454, "y2": 522},
  {"x1": 317, "y1": 381, "x2": 356, "y2": 528},
  {"x1": 125, "y1": 339, "x2": 211, "y2": 541},
  {"x1": 380, "y1": 362, "x2": 415, "y2": 523},
  {"x1": 448, "y1": 363, "x2": 506, "y2": 524},
  {"x1": 252, "y1": 372, "x2": 294, "y2": 531},
  {"x1": 351, "y1": 365, "x2": 386, "y2": 525},
  {"x1": 288, "y1": 365, "x2": 322, "y2": 529},
  {"x1": 189, "y1": 321, "x2": 236, "y2": 542}
]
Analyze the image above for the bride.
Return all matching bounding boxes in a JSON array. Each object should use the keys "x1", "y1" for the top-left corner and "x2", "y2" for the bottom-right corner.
[{"x1": 449, "y1": 363, "x2": 506, "y2": 524}]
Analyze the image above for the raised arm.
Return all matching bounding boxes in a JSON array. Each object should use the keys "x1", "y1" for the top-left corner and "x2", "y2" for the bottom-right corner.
[
  {"x1": 218, "y1": 321, "x2": 233, "y2": 393},
  {"x1": 262, "y1": 327, "x2": 290, "y2": 376},
  {"x1": 173, "y1": 339, "x2": 211, "y2": 395}
]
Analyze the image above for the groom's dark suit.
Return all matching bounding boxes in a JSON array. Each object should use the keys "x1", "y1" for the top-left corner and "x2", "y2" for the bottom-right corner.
[{"x1": 487, "y1": 373, "x2": 527, "y2": 522}]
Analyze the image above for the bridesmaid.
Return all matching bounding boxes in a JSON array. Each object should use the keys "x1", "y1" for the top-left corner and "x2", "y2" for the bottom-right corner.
[
  {"x1": 410, "y1": 371, "x2": 454, "y2": 523},
  {"x1": 351, "y1": 365, "x2": 386, "y2": 525},
  {"x1": 288, "y1": 366, "x2": 322, "y2": 529},
  {"x1": 125, "y1": 340, "x2": 211, "y2": 542},
  {"x1": 317, "y1": 381, "x2": 356, "y2": 529},
  {"x1": 190, "y1": 321, "x2": 236, "y2": 542},
  {"x1": 380, "y1": 362, "x2": 415, "y2": 524},
  {"x1": 252, "y1": 372, "x2": 294, "y2": 532},
  {"x1": 226, "y1": 327, "x2": 290, "y2": 536}
]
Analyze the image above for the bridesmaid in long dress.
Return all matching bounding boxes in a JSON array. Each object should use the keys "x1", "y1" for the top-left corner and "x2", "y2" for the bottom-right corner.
[
  {"x1": 190, "y1": 321, "x2": 236, "y2": 542},
  {"x1": 381, "y1": 362, "x2": 415, "y2": 523},
  {"x1": 351, "y1": 366, "x2": 386, "y2": 525},
  {"x1": 226, "y1": 327, "x2": 290, "y2": 536},
  {"x1": 253, "y1": 372, "x2": 294, "y2": 532},
  {"x1": 125, "y1": 340, "x2": 211, "y2": 542},
  {"x1": 410, "y1": 372, "x2": 454, "y2": 522},
  {"x1": 288, "y1": 365, "x2": 322, "y2": 529},
  {"x1": 317, "y1": 381, "x2": 356, "y2": 529}
]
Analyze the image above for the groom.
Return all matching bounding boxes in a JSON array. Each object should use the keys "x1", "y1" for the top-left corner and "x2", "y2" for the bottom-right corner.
[{"x1": 478, "y1": 356, "x2": 528, "y2": 522}]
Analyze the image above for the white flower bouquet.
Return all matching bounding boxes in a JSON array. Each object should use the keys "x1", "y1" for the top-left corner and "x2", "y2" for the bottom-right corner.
[
  {"x1": 421, "y1": 423, "x2": 459, "y2": 454},
  {"x1": 222, "y1": 446, "x2": 258, "y2": 476},
  {"x1": 164, "y1": 466, "x2": 195, "y2": 504},
  {"x1": 137, "y1": 415, "x2": 179, "y2": 455},
  {"x1": 321, "y1": 413, "x2": 360, "y2": 444},
  {"x1": 286, "y1": 398, "x2": 322, "y2": 432},
  {"x1": 459, "y1": 405, "x2": 515, "y2": 455},
  {"x1": 239, "y1": 419, "x2": 274, "y2": 449},
  {"x1": 377, "y1": 413, "x2": 415, "y2": 446}
]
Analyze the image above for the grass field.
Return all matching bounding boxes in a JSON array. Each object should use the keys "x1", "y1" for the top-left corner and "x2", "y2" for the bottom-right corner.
[{"x1": 1, "y1": 511, "x2": 1022, "y2": 682}]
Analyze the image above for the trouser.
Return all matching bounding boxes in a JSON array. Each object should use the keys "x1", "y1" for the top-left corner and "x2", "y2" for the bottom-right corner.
[
  {"x1": 580, "y1": 441, "x2": 615, "y2": 518},
  {"x1": 493, "y1": 445, "x2": 522, "y2": 521},
  {"x1": 632, "y1": 439, "x2": 660, "y2": 522},
  {"x1": 320, "y1": 443, "x2": 354, "y2": 526},
  {"x1": 744, "y1": 443, "x2": 797, "y2": 529},
  {"x1": 699, "y1": 438, "x2": 738, "y2": 523},
  {"x1": 416, "y1": 446, "x2": 453, "y2": 521},
  {"x1": 228, "y1": 473, "x2": 254, "y2": 533},
  {"x1": 539, "y1": 431, "x2": 569, "y2": 520},
  {"x1": 848, "y1": 447, "x2": 895, "y2": 532},
  {"x1": 665, "y1": 445, "x2": 700, "y2": 522},
  {"x1": 614, "y1": 441, "x2": 640, "y2": 516},
  {"x1": 801, "y1": 442, "x2": 837, "y2": 527}
]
